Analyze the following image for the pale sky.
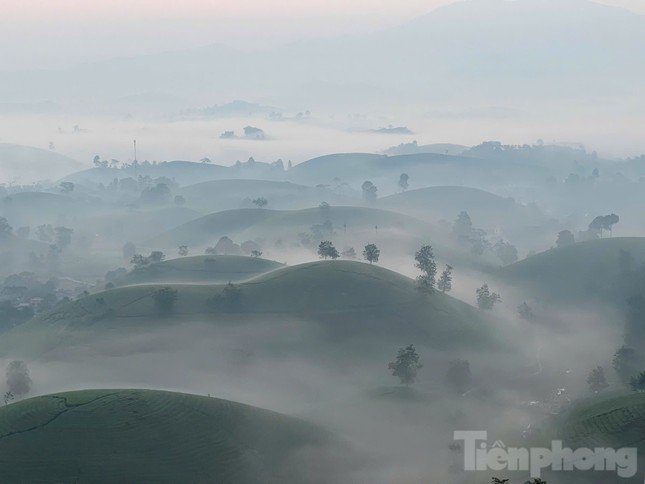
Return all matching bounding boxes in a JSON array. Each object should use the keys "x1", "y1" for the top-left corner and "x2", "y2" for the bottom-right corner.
[{"x1": 1, "y1": 0, "x2": 643, "y2": 70}]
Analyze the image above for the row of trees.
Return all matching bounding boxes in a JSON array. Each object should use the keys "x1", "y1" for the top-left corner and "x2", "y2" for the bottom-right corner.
[
  {"x1": 151, "y1": 282, "x2": 244, "y2": 316},
  {"x1": 317, "y1": 241, "x2": 380, "y2": 264},
  {"x1": 361, "y1": 173, "x2": 410, "y2": 202},
  {"x1": 387, "y1": 345, "x2": 471, "y2": 393},
  {"x1": 583, "y1": 345, "x2": 645, "y2": 394}
]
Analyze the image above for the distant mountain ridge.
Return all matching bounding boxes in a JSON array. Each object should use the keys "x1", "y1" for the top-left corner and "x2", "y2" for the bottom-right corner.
[{"x1": 1, "y1": 0, "x2": 643, "y2": 110}]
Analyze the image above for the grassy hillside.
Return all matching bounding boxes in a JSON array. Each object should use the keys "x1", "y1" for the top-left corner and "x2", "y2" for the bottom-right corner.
[
  {"x1": 148, "y1": 208, "x2": 276, "y2": 248},
  {"x1": 179, "y1": 178, "x2": 354, "y2": 211},
  {"x1": 0, "y1": 143, "x2": 82, "y2": 183},
  {"x1": 0, "y1": 236, "x2": 49, "y2": 278},
  {"x1": 9, "y1": 261, "x2": 497, "y2": 356},
  {"x1": 149, "y1": 206, "x2": 430, "y2": 249},
  {"x1": 290, "y1": 152, "x2": 548, "y2": 187},
  {"x1": 0, "y1": 191, "x2": 92, "y2": 227},
  {"x1": 0, "y1": 389, "x2": 342, "y2": 483},
  {"x1": 289, "y1": 153, "x2": 384, "y2": 184},
  {"x1": 113, "y1": 255, "x2": 283, "y2": 286},
  {"x1": 497, "y1": 237, "x2": 645, "y2": 303},
  {"x1": 553, "y1": 392, "x2": 645, "y2": 451},
  {"x1": 534, "y1": 392, "x2": 645, "y2": 483},
  {"x1": 62, "y1": 160, "x2": 285, "y2": 187},
  {"x1": 79, "y1": 206, "x2": 202, "y2": 245},
  {"x1": 62, "y1": 160, "x2": 230, "y2": 187},
  {"x1": 377, "y1": 186, "x2": 543, "y2": 225}
]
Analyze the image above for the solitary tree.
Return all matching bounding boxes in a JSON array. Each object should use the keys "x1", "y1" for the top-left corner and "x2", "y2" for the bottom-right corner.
[
  {"x1": 476, "y1": 284, "x2": 500, "y2": 310},
  {"x1": 437, "y1": 264, "x2": 453, "y2": 293},
  {"x1": 517, "y1": 302, "x2": 535, "y2": 321},
  {"x1": 178, "y1": 245, "x2": 189, "y2": 257},
  {"x1": 589, "y1": 214, "x2": 620, "y2": 238},
  {"x1": 587, "y1": 366, "x2": 609, "y2": 393},
  {"x1": 212, "y1": 282, "x2": 242, "y2": 312},
  {"x1": 630, "y1": 372, "x2": 645, "y2": 392},
  {"x1": 318, "y1": 241, "x2": 340, "y2": 259},
  {"x1": 388, "y1": 344, "x2": 422, "y2": 385},
  {"x1": 149, "y1": 251, "x2": 166, "y2": 263},
  {"x1": 415, "y1": 245, "x2": 437, "y2": 291},
  {"x1": 363, "y1": 243, "x2": 380, "y2": 264},
  {"x1": 361, "y1": 181, "x2": 378, "y2": 202},
  {"x1": 59, "y1": 181, "x2": 75, "y2": 193},
  {"x1": 398, "y1": 173, "x2": 409, "y2": 191},
  {"x1": 613, "y1": 346, "x2": 640, "y2": 384},
  {"x1": 0, "y1": 217, "x2": 13, "y2": 240},
  {"x1": 54, "y1": 226, "x2": 73, "y2": 250},
  {"x1": 445, "y1": 359, "x2": 471, "y2": 394},
  {"x1": 252, "y1": 197, "x2": 268, "y2": 208},
  {"x1": 453, "y1": 211, "x2": 472, "y2": 241},
  {"x1": 3, "y1": 391, "x2": 14, "y2": 406},
  {"x1": 152, "y1": 287, "x2": 178, "y2": 316},
  {"x1": 250, "y1": 250, "x2": 263, "y2": 258},
  {"x1": 493, "y1": 240, "x2": 518, "y2": 265},
  {"x1": 555, "y1": 230, "x2": 575, "y2": 248},
  {"x1": 6, "y1": 360, "x2": 31, "y2": 399}
]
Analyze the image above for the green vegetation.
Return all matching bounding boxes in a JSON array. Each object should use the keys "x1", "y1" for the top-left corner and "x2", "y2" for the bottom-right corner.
[
  {"x1": 552, "y1": 392, "x2": 645, "y2": 453},
  {"x1": 111, "y1": 255, "x2": 282, "y2": 286},
  {"x1": 5, "y1": 261, "x2": 499, "y2": 357},
  {"x1": 150, "y1": 206, "x2": 430, "y2": 249},
  {"x1": 0, "y1": 389, "x2": 340, "y2": 482},
  {"x1": 388, "y1": 344, "x2": 422, "y2": 385},
  {"x1": 497, "y1": 237, "x2": 645, "y2": 303}
]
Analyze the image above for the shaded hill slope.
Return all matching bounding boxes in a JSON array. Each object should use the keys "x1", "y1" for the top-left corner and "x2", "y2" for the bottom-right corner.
[
  {"x1": 0, "y1": 389, "x2": 346, "y2": 483},
  {"x1": 112, "y1": 255, "x2": 283, "y2": 286},
  {"x1": 497, "y1": 237, "x2": 645, "y2": 303},
  {"x1": 9, "y1": 261, "x2": 498, "y2": 356}
]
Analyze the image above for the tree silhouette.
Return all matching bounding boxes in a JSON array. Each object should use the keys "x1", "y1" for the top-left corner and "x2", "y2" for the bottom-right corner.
[
  {"x1": 437, "y1": 264, "x2": 453, "y2": 293},
  {"x1": 415, "y1": 245, "x2": 437, "y2": 291},
  {"x1": 476, "y1": 284, "x2": 500, "y2": 310},
  {"x1": 555, "y1": 230, "x2": 575, "y2": 247},
  {"x1": 587, "y1": 366, "x2": 609, "y2": 393},
  {"x1": 318, "y1": 241, "x2": 339, "y2": 259},
  {"x1": 398, "y1": 173, "x2": 409, "y2": 191},
  {"x1": 152, "y1": 287, "x2": 178, "y2": 316},
  {"x1": 362, "y1": 243, "x2": 380, "y2": 264},
  {"x1": 361, "y1": 181, "x2": 378, "y2": 202},
  {"x1": 388, "y1": 344, "x2": 422, "y2": 385},
  {"x1": 630, "y1": 372, "x2": 645, "y2": 391}
]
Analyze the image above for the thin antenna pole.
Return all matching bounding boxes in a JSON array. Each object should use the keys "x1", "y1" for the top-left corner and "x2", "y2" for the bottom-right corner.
[{"x1": 133, "y1": 139, "x2": 137, "y2": 162}]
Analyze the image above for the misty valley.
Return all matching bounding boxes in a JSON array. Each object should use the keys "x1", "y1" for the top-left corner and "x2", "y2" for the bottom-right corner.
[{"x1": 1, "y1": 0, "x2": 645, "y2": 482}]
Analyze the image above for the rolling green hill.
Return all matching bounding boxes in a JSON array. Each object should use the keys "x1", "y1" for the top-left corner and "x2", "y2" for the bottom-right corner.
[
  {"x1": 536, "y1": 392, "x2": 645, "y2": 483},
  {"x1": 79, "y1": 205, "x2": 202, "y2": 245},
  {"x1": 62, "y1": 160, "x2": 230, "y2": 187},
  {"x1": 554, "y1": 392, "x2": 645, "y2": 451},
  {"x1": 0, "y1": 191, "x2": 93, "y2": 227},
  {"x1": 0, "y1": 143, "x2": 82, "y2": 183},
  {"x1": 377, "y1": 185, "x2": 544, "y2": 227},
  {"x1": 6, "y1": 261, "x2": 498, "y2": 357},
  {"x1": 148, "y1": 206, "x2": 430, "y2": 249},
  {"x1": 148, "y1": 208, "x2": 275, "y2": 248},
  {"x1": 289, "y1": 152, "x2": 549, "y2": 187},
  {"x1": 0, "y1": 389, "x2": 344, "y2": 483},
  {"x1": 497, "y1": 237, "x2": 645, "y2": 303},
  {"x1": 179, "y1": 179, "x2": 354, "y2": 211},
  {"x1": 112, "y1": 255, "x2": 283, "y2": 286}
]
